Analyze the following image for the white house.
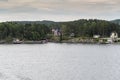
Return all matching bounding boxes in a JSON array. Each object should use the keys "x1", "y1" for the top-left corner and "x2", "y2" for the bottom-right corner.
[
  {"x1": 70, "y1": 33, "x2": 75, "y2": 37},
  {"x1": 93, "y1": 35, "x2": 100, "y2": 39},
  {"x1": 52, "y1": 28, "x2": 61, "y2": 36},
  {"x1": 110, "y1": 32, "x2": 118, "y2": 41}
]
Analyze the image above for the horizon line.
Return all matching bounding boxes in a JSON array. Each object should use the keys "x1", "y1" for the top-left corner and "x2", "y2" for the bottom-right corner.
[{"x1": 0, "y1": 18, "x2": 119, "y2": 23}]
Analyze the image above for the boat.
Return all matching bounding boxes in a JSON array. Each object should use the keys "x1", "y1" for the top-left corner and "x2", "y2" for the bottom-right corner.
[{"x1": 13, "y1": 39, "x2": 23, "y2": 44}]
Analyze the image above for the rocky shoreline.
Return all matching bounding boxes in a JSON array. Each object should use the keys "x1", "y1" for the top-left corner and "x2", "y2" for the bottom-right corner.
[{"x1": 0, "y1": 37, "x2": 120, "y2": 44}]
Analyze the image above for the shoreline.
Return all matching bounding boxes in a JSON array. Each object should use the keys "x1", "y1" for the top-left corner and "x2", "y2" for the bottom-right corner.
[
  {"x1": 0, "y1": 41, "x2": 119, "y2": 44},
  {"x1": 0, "y1": 37, "x2": 120, "y2": 44}
]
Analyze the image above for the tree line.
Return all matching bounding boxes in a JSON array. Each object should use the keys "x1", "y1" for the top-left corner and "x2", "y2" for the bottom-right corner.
[
  {"x1": 0, "y1": 22, "x2": 50, "y2": 40},
  {"x1": 60, "y1": 19, "x2": 120, "y2": 38},
  {"x1": 0, "y1": 19, "x2": 119, "y2": 41}
]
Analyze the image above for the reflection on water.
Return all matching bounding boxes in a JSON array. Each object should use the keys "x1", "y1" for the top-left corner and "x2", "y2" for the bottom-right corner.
[{"x1": 0, "y1": 43, "x2": 120, "y2": 80}]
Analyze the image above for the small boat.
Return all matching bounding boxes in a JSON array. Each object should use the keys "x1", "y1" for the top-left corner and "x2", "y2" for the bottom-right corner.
[{"x1": 13, "y1": 39, "x2": 23, "y2": 44}]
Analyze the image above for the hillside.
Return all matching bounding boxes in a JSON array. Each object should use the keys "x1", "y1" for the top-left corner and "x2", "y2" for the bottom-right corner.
[
  {"x1": 60, "y1": 19, "x2": 120, "y2": 37},
  {"x1": 111, "y1": 19, "x2": 120, "y2": 25},
  {"x1": 12, "y1": 20, "x2": 58, "y2": 26},
  {"x1": 0, "y1": 19, "x2": 119, "y2": 42}
]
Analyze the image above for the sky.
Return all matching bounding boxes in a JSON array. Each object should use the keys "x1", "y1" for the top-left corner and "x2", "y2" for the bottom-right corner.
[{"x1": 0, "y1": 0, "x2": 120, "y2": 22}]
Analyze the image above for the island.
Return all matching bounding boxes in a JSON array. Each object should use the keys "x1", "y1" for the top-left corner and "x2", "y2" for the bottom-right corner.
[{"x1": 0, "y1": 19, "x2": 120, "y2": 44}]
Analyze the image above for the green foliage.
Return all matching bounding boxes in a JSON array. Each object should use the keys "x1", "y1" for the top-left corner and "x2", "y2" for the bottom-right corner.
[
  {"x1": 60, "y1": 19, "x2": 120, "y2": 37},
  {"x1": 111, "y1": 19, "x2": 120, "y2": 25},
  {"x1": 0, "y1": 19, "x2": 120, "y2": 41},
  {"x1": 5, "y1": 36, "x2": 13, "y2": 43},
  {"x1": 0, "y1": 22, "x2": 50, "y2": 41}
]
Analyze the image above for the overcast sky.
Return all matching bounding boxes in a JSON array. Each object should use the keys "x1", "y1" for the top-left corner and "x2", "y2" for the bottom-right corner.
[{"x1": 0, "y1": 0, "x2": 119, "y2": 22}]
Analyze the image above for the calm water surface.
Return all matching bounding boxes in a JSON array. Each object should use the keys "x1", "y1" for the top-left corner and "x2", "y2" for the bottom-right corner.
[{"x1": 0, "y1": 43, "x2": 120, "y2": 80}]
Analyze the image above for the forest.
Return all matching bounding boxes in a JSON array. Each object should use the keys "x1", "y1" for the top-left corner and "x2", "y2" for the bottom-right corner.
[{"x1": 0, "y1": 19, "x2": 119, "y2": 42}]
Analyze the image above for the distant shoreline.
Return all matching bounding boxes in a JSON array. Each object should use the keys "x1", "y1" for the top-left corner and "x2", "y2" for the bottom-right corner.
[{"x1": 0, "y1": 40, "x2": 119, "y2": 44}]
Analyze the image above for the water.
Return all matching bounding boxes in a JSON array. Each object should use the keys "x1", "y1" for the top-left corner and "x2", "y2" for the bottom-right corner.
[{"x1": 0, "y1": 43, "x2": 120, "y2": 80}]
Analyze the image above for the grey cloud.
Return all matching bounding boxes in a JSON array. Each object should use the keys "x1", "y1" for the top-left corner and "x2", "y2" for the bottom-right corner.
[
  {"x1": 0, "y1": 0, "x2": 8, "y2": 1},
  {"x1": 10, "y1": 6, "x2": 39, "y2": 13},
  {"x1": 0, "y1": 0, "x2": 120, "y2": 21},
  {"x1": 0, "y1": 0, "x2": 119, "y2": 14}
]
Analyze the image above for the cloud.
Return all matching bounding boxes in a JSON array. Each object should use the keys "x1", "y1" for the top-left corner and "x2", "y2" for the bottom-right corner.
[
  {"x1": 0, "y1": 0, "x2": 8, "y2": 2},
  {"x1": 0, "y1": 0, "x2": 120, "y2": 21}
]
